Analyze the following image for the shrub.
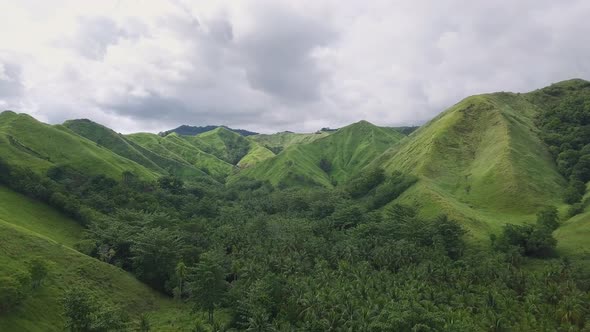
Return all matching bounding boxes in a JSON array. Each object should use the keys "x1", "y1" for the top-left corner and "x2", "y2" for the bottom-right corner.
[{"x1": 0, "y1": 275, "x2": 29, "y2": 314}]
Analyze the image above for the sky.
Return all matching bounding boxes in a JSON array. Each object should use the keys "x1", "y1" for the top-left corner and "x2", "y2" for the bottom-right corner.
[{"x1": 0, "y1": 0, "x2": 589, "y2": 134}]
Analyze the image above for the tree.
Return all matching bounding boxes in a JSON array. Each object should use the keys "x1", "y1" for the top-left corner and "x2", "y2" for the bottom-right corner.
[
  {"x1": 431, "y1": 215, "x2": 466, "y2": 259},
  {"x1": 175, "y1": 261, "x2": 187, "y2": 300},
  {"x1": 62, "y1": 288, "x2": 128, "y2": 331},
  {"x1": 188, "y1": 251, "x2": 227, "y2": 323},
  {"x1": 62, "y1": 288, "x2": 94, "y2": 332},
  {"x1": 536, "y1": 206, "x2": 559, "y2": 231},
  {"x1": 346, "y1": 168, "x2": 385, "y2": 198},
  {"x1": 131, "y1": 227, "x2": 183, "y2": 292},
  {"x1": 157, "y1": 176, "x2": 185, "y2": 194}
]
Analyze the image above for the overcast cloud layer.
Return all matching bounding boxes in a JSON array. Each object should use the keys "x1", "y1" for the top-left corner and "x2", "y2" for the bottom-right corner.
[{"x1": 1, "y1": 0, "x2": 589, "y2": 133}]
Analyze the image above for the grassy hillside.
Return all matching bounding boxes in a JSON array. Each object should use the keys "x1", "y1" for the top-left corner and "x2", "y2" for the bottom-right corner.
[
  {"x1": 250, "y1": 131, "x2": 332, "y2": 154},
  {"x1": 185, "y1": 127, "x2": 275, "y2": 167},
  {"x1": 126, "y1": 132, "x2": 234, "y2": 181},
  {"x1": 128, "y1": 127, "x2": 274, "y2": 180},
  {"x1": 234, "y1": 121, "x2": 405, "y2": 187},
  {"x1": 372, "y1": 93, "x2": 567, "y2": 240},
  {"x1": 0, "y1": 185, "x2": 192, "y2": 331},
  {"x1": 64, "y1": 119, "x2": 209, "y2": 182},
  {"x1": 237, "y1": 142, "x2": 276, "y2": 168},
  {"x1": 0, "y1": 112, "x2": 157, "y2": 181}
]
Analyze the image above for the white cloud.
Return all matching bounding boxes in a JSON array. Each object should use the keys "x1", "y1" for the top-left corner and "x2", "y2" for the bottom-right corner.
[{"x1": 0, "y1": 0, "x2": 589, "y2": 133}]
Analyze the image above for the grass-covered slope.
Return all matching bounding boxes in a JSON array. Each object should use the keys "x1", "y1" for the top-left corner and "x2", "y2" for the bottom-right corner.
[
  {"x1": 64, "y1": 119, "x2": 209, "y2": 182},
  {"x1": 186, "y1": 127, "x2": 275, "y2": 167},
  {"x1": 373, "y1": 93, "x2": 567, "y2": 239},
  {"x1": 0, "y1": 112, "x2": 157, "y2": 181},
  {"x1": 0, "y1": 185, "x2": 190, "y2": 331},
  {"x1": 250, "y1": 131, "x2": 332, "y2": 154},
  {"x1": 234, "y1": 121, "x2": 405, "y2": 187},
  {"x1": 237, "y1": 142, "x2": 276, "y2": 168},
  {"x1": 126, "y1": 132, "x2": 234, "y2": 181}
]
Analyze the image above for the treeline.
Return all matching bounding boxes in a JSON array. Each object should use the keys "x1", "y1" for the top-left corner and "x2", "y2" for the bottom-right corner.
[
  {"x1": 534, "y1": 82, "x2": 590, "y2": 214},
  {"x1": 1, "y1": 158, "x2": 590, "y2": 330}
]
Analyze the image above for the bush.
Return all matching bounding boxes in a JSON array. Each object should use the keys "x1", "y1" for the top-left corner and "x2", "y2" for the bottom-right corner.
[
  {"x1": 494, "y1": 223, "x2": 557, "y2": 258},
  {"x1": 318, "y1": 158, "x2": 332, "y2": 173},
  {"x1": 346, "y1": 168, "x2": 385, "y2": 198},
  {"x1": 0, "y1": 275, "x2": 29, "y2": 314},
  {"x1": 62, "y1": 288, "x2": 128, "y2": 331},
  {"x1": 369, "y1": 172, "x2": 417, "y2": 210},
  {"x1": 568, "y1": 203, "x2": 585, "y2": 218}
]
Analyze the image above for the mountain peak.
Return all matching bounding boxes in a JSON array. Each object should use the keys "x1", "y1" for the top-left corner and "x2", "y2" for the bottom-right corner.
[{"x1": 162, "y1": 125, "x2": 258, "y2": 137}]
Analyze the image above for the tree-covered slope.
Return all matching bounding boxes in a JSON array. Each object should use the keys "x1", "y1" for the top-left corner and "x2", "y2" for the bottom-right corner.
[
  {"x1": 0, "y1": 185, "x2": 191, "y2": 331},
  {"x1": 234, "y1": 121, "x2": 405, "y2": 187},
  {"x1": 0, "y1": 112, "x2": 157, "y2": 181}
]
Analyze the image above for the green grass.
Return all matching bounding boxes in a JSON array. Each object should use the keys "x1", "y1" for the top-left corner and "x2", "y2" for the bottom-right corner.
[
  {"x1": 237, "y1": 142, "x2": 276, "y2": 168},
  {"x1": 127, "y1": 128, "x2": 274, "y2": 181},
  {"x1": 0, "y1": 186, "x2": 83, "y2": 247},
  {"x1": 0, "y1": 112, "x2": 157, "y2": 181},
  {"x1": 0, "y1": 185, "x2": 193, "y2": 331},
  {"x1": 127, "y1": 132, "x2": 234, "y2": 181},
  {"x1": 250, "y1": 131, "x2": 332, "y2": 152},
  {"x1": 234, "y1": 121, "x2": 405, "y2": 186},
  {"x1": 186, "y1": 127, "x2": 275, "y2": 167},
  {"x1": 64, "y1": 119, "x2": 210, "y2": 182},
  {"x1": 372, "y1": 93, "x2": 567, "y2": 241},
  {"x1": 555, "y1": 210, "x2": 590, "y2": 258}
]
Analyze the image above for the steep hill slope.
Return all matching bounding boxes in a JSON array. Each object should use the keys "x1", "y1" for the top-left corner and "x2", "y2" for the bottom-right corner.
[
  {"x1": 126, "y1": 132, "x2": 235, "y2": 181},
  {"x1": 0, "y1": 185, "x2": 191, "y2": 331},
  {"x1": 250, "y1": 131, "x2": 332, "y2": 154},
  {"x1": 0, "y1": 112, "x2": 157, "y2": 181},
  {"x1": 372, "y1": 92, "x2": 567, "y2": 238},
  {"x1": 185, "y1": 127, "x2": 274, "y2": 166},
  {"x1": 63, "y1": 119, "x2": 209, "y2": 182},
  {"x1": 234, "y1": 121, "x2": 405, "y2": 187},
  {"x1": 127, "y1": 128, "x2": 274, "y2": 181}
]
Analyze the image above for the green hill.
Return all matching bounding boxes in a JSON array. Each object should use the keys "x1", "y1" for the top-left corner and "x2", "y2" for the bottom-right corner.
[
  {"x1": 372, "y1": 92, "x2": 567, "y2": 239},
  {"x1": 185, "y1": 127, "x2": 275, "y2": 166},
  {"x1": 126, "y1": 132, "x2": 235, "y2": 181},
  {"x1": 63, "y1": 119, "x2": 209, "y2": 182},
  {"x1": 0, "y1": 112, "x2": 157, "y2": 181},
  {"x1": 0, "y1": 185, "x2": 191, "y2": 331},
  {"x1": 126, "y1": 128, "x2": 274, "y2": 181},
  {"x1": 234, "y1": 121, "x2": 405, "y2": 187},
  {"x1": 250, "y1": 131, "x2": 332, "y2": 154}
]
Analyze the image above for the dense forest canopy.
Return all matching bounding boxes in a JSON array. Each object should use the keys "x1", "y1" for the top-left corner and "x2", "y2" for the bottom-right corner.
[{"x1": 1, "y1": 155, "x2": 590, "y2": 331}]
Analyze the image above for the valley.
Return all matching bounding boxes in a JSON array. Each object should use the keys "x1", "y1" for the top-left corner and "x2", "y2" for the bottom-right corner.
[{"x1": 1, "y1": 79, "x2": 590, "y2": 330}]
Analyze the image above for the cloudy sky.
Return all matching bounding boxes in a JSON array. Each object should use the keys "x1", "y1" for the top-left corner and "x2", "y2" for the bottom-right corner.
[{"x1": 1, "y1": 0, "x2": 589, "y2": 133}]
